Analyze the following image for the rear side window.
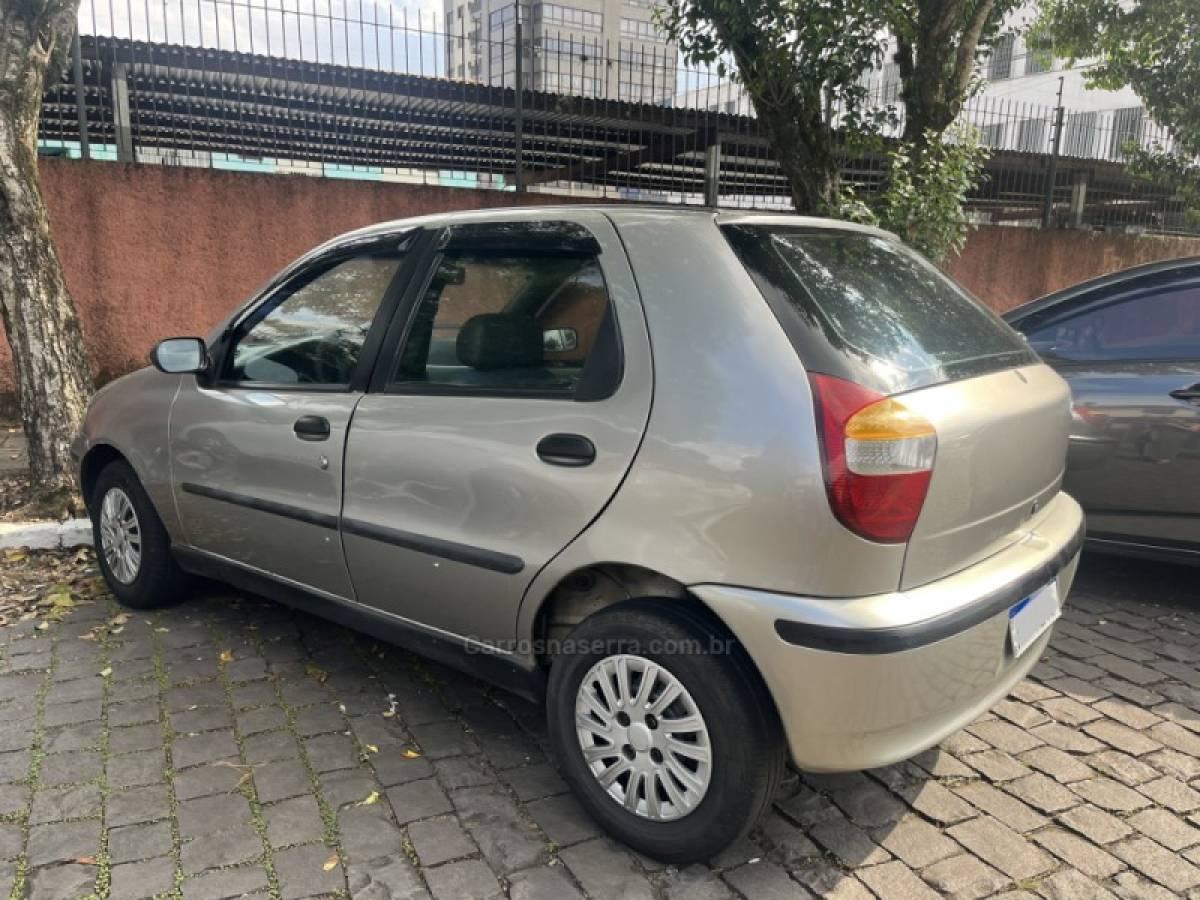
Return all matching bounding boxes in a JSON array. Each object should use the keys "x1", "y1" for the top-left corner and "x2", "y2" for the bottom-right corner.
[
  {"x1": 1024, "y1": 284, "x2": 1200, "y2": 362},
  {"x1": 723, "y1": 225, "x2": 1036, "y2": 393}
]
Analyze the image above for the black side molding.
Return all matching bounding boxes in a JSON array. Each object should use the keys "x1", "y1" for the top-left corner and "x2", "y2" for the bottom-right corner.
[
  {"x1": 172, "y1": 547, "x2": 545, "y2": 703},
  {"x1": 341, "y1": 518, "x2": 525, "y2": 575},
  {"x1": 181, "y1": 483, "x2": 339, "y2": 530},
  {"x1": 774, "y1": 523, "x2": 1085, "y2": 654}
]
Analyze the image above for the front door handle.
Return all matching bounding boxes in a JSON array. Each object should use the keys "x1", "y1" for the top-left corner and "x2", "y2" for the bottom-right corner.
[
  {"x1": 1169, "y1": 383, "x2": 1200, "y2": 403},
  {"x1": 536, "y1": 433, "x2": 595, "y2": 467},
  {"x1": 294, "y1": 415, "x2": 331, "y2": 441}
]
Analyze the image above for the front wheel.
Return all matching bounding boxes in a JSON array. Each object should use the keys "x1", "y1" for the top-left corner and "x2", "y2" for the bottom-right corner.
[
  {"x1": 546, "y1": 600, "x2": 785, "y2": 863},
  {"x1": 91, "y1": 459, "x2": 190, "y2": 609}
]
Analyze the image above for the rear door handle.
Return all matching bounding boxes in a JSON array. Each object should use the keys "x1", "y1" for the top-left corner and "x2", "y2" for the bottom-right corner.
[
  {"x1": 1169, "y1": 383, "x2": 1200, "y2": 403},
  {"x1": 536, "y1": 433, "x2": 595, "y2": 467},
  {"x1": 293, "y1": 415, "x2": 331, "y2": 441}
]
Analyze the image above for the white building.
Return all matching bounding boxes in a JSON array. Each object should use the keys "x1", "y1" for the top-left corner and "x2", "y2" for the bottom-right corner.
[{"x1": 444, "y1": 0, "x2": 678, "y2": 103}]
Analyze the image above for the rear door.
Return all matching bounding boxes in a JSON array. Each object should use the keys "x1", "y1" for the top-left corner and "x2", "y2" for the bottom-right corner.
[
  {"x1": 1020, "y1": 278, "x2": 1200, "y2": 551},
  {"x1": 170, "y1": 235, "x2": 414, "y2": 598},
  {"x1": 340, "y1": 215, "x2": 652, "y2": 647}
]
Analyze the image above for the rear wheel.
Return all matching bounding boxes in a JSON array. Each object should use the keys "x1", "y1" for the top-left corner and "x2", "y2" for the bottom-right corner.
[
  {"x1": 546, "y1": 600, "x2": 785, "y2": 863},
  {"x1": 91, "y1": 460, "x2": 190, "y2": 609}
]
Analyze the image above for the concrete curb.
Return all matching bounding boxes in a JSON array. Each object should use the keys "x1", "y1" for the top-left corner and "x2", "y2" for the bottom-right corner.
[{"x1": 0, "y1": 519, "x2": 92, "y2": 551}]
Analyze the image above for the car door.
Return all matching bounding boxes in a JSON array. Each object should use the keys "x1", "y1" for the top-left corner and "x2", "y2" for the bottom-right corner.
[
  {"x1": 1023, "y1": 278, "x2": 1200, "y2": 550},
  {"x1": 341, "y1": 215, "x2": 652, "y2": 647},
  {"x1": 170, "y1": 233, "x2": 416, "y2": 598}
]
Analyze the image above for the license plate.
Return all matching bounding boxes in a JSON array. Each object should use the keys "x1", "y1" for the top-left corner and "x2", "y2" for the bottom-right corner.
[{"x1": 1008, "y1": 581, "x2": 1060, "y2": 658}]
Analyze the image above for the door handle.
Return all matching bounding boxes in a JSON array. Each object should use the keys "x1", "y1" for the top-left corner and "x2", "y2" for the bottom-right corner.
[
  {"x1": 293, "y1": 415, "x2": 331, "y2": 441},
  {"x1": 1169, "y1": 383, "x2": 1200, "y2": 403},
  {"x1": 536, "y1": 433, "x2": 595, "y2": 467}
]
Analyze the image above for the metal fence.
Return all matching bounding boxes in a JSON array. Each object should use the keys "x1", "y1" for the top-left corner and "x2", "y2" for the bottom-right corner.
[{"x1": 36, "y1": 0, "x2": 1200, "y2": 235}]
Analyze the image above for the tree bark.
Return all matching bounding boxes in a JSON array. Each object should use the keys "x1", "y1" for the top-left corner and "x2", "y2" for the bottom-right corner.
[
  {"x1": 756, "y1": 103, "x2": 839, "y2": 214},
  {"x1": 0, "y1": 0, "x2": 94, "y2": 501}
]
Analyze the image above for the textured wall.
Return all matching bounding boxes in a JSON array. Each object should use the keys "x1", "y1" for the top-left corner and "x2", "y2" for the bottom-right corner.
[{"x1": 3, "y1": 158, "x2": 1200, "y2": 400}]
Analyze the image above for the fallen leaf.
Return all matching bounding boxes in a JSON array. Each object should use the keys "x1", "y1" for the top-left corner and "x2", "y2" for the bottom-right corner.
[
  {"x1": 322, "y1": 854, "x2": 340, "y2": 872},
  {"x1": 381, "y1": 710, "x2": 396, "y2": 719},
  {"x1": 154, "y1": 627, "x2": 169, "y2": 633},
  {"x1": 98, "y1": 667, "x2": 112, "y2": 678},
  {"x1": 110, "y1": 613, "x2": 130, "y2": 626},
  {"x1": 402, "y1": 748, "x2": 421, "y2": 759},
  {"x1": 356, "y1": 791, "x2": 380, "y2": 806},
  {"x1": 36, "y1": 622, "x2": 49, "y2": 631},
  {"x1": 74, "y1": 856, "x2": 98, "y2": 866},
  {"x1": 364, "y1": 744, "x2": 379, "y2": 754},
  {"x1": 305, "y1": 664, "x2": 328, "y2": 684},
  {"x1": 4, "y1": 549, "x2": 27, "y2": 562},
  {"x1": 218, "y1": 650, "x2": 234, "y2": 663}
]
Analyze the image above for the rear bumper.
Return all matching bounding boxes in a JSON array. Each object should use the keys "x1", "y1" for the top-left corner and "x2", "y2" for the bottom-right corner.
[{"x1": 692, "y1": 491, "x2": 1084, "y2": 771}]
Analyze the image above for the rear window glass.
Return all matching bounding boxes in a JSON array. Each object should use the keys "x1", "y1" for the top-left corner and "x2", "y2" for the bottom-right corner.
[{"x1": 723, "y1": 225, "x2": 1036, "y2": 393}]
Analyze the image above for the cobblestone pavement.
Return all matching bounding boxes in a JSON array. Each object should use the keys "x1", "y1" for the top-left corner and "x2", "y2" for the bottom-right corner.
[{"x1": 0, "y1": 552, "x2": 1198, "y2": 899}]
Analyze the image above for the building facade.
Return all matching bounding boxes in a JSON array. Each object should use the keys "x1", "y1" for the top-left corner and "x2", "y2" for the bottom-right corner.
[{"x1": 444, "y1": 0, "x2": 677, "y2": 103}]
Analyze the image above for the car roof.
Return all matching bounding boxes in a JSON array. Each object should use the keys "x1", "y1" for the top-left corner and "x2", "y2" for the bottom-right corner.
[
  {"x1": 1005, "y1": 255, "x2": 1200, "y2": 324},
  {"x1": 319, "y1": 204, "x2": 897, "y2": 251}
]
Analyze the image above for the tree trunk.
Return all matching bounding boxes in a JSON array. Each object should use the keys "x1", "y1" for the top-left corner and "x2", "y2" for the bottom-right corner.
[
  {"x1": 755, "y1": 103, "x2": 839, "y2": 215},
  {"x1": 0, "y1": 0, "x2": 94, "y2": 502}
]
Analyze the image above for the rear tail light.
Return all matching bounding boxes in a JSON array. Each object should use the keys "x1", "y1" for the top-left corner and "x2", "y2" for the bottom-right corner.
[{"x1": 809, "y1": 374, "x2": 937, "y2": 543}]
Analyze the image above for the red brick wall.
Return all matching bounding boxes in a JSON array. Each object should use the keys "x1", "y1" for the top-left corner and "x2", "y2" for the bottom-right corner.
[{"x1": 3, "y1": 158, "x2": 1200, "y2": 400}]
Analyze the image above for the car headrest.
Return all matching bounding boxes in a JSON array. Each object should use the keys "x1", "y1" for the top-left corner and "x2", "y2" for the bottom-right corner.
[{"x1": 457, "y1": 313, "x2": 544, "y2": 370}]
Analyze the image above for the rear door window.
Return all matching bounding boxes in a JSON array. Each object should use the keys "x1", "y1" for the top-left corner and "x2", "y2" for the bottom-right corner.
[{"x1": 723, "y1": 224, "x2": 1035, "y2": 393}]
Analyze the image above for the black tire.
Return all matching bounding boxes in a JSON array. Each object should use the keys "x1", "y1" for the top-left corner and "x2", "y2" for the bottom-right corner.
[
  {"x1": 91, "y1": 459, "x2": 191, "y2": 609},
  {"x1": 546, "y1": 599, "x2": 785, "y2": 864}
]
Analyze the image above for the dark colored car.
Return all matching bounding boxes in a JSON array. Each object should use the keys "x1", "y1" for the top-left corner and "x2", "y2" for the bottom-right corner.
[{"x1": 1005, "y1": 257, "x2": 1200, "y2": 564}]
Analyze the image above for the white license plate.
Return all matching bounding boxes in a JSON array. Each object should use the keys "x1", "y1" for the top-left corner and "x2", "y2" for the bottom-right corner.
[{"x1": 1008, "y1": 581, "x2": 1060, "y2": 658}]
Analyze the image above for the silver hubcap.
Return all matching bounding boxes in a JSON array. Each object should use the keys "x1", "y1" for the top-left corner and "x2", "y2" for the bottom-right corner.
[
  {"x1": 99, "y1": 488, "x2": 142, "y2": 584},
  {"x1": 575, "y1": 654, "x2": 712, "y2": 821}
]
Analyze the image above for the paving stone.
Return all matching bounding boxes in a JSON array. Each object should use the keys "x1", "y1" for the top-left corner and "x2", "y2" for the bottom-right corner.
[
  {"x1": 1110, "y1": 836, "x2": 1200, "y2": 892},
  {"x1": 0, "y1": 823, "x2": 21, "y2": 861},
  {"x1": 319, "y1": 769, "x2": 379, "y2": 810},
  {"x1": 110, "y1": 722, "x2": 163, "y2": 754},
  {"x1": 237, "y1": 706, "x2": 288, "y2": 737},
  {"x1": 28, "y1": 782, "x2": 101, "y2": 825},
  {"x1": 1006, "y1": 772, "x2": 1082, "y2": 813},
  {"x1": 526, "y1": 793, "x2": 602, "y2": 846},
  {"x1": 428, "y1": 755, "x2": 491, "y2": 789},
  {"x1": 408, "y1": 815, "x2": 476, "y2": 866},
  {"x1": 110, "y1": 856, "x2": 176, "y2": 899},
  {"x1": 386, "y1": 778, "x2": 452, "y2": 825},
  {"x1": 1084, "y1": 719, "x2": 1163, "y2": 756},
  {"x1": 897, "y1": 779, "x2": 976, "y2": 825},
  {"x1": 346, "y1": 856, "x2": 430, "y2": 900},
  {"x1": 37, "y1": 748, "x2": 102, "y2": 786},
  {"x1": 1032, "y1": 826, "x2": 1124, "y2": 878},
  {"x1": 1093, "y1": 697, "x2": 1164, "y2": 730},
  {"x1": 265, "y1": 794, "x2": 326, "y2": 848},
  {"x1": 339, "y1": 804, "x2": 404, "y2": 864},
  {"x1": 962, "y1": 749, "x2": 1032, "y2": 781},
  {"x1": 1039, "y1": 697, "x2": 1105, "y2": 727},
  {"x1": 451, "y1": 784, "x2": 547, "y2": 874},
  {"x1": 508, "y1": 865, "x2": 586, "y2": 900},
  {"x1": 873, "y1": 814, "x2": 959, "y2": 868},
  {"x1": 108, "y1": 784, "x2": 171, "y2": 827},
  {"x1": 107, "y1": 749, "x2": 165, "y2": 789},
  {"x1": 954, "y1": 780, "x2": 1048, "y2": 833},
  {"x1": 947, "y1": 815, "x2": 1055, "y2": 881},
  {"x1": 242, "y1": 730, "x2": 300, "y2": 765},
  {"x1": 252, "y1": 758, "x2": 313, "y2": 804},
  {"x1": 108, "y1": 821, "x2": 174, "y2": 864},
  {"x1": 1021, "y1": 745, "x2": 1095, "y2": 783},
  {"x1": 809, "y1": 814, "x2": 891, "y2": 867},
  {"x1": 1149, "y1": 721, "x2": 1200, "y2": 757},
  {"x1": 373, "y1": 752, "x2": 436, "y2": 788},
  {"x1": 1032, "y1": 723, "x2": 1106, "y2": 755},
  {"x1": 173, "y1": 730, "x2": 240, "y2": 770},
  {"x1": 424, "y1": 859, "x2": 504, "y2": 900},
  {"x1": 790, "y1": 860, "x2": 874, "y2": 899},
  {"x1": 182, "y1": 863, "x2": 270, "y2": 900},
  {"x1": 560, "y1": 838, "x2": 655, "y2": 900},
  {"x1": 1072, "y1": 777, "x2": 1154, "y2": 812},
  {"x1": 0, "y1": 751, "x2": 29, "y2": 783},
  {"x1": 304, "y1": 732, "x2": 361, "y2": 773},
  {"x1": 1128, "y1": 807, "x2": 1200, "y2": 851},
  {"x1": 27, "y1": 819, "x2": 100, "y2": 867},
  {"x1": 504, "y1": 762, "x2": 568, "y2": 801},
  {"x1": 26, "y1": 863, "x2": 96, "y2": 900},
  {"x1": 178, "y1": 792, "x2": 252, "y2": 838},
  {"x1": 1137, "y1": 775, "x2": 1200, "y2": 813},
  {"x1": 1087, "y1": 750, "x2": 1160, "y2": 785},
  {"x1": 42, "y1": 721, "x2": 103, "y2": 753},
  {"x1": 1057, "y1": 804, "x2": 1134, "y2": 845},
  {"x1": 273, "y1": 842, "x2": 345, "y2": 899},
  {"x1": 662, "y1": 864, "x2": 735, "y2": 900},
  {"x1": 856, "y1": 860, "x2": 940, "y2": 899},
  {"x1": 181, "y1": 823, "x2": 263, "y2": 873},
  {"x1": 1037, "y1": 867, "x2": 1118, "y2": 899},
  {"x1": 919, "y1": 854, "x2": 1010, "y2": 899}
]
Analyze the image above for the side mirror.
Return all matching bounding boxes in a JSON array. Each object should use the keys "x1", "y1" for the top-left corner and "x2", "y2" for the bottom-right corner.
[
  {"x1": 543, "y1": 326, "x2": 578, "y2": 353},
  {"x1": 151, "y1": 337, "x2": 209, "y2": 374}
]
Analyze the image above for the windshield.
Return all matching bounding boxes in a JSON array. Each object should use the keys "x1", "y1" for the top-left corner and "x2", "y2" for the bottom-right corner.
[{"x1": 723, "y1": 224, "x2": 1036, "y2": 394}]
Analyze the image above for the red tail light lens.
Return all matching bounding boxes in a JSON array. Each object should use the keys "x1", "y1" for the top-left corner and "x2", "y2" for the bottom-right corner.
[{"x1": 809, "y1": 374, "x2": 936, "y2": 543}]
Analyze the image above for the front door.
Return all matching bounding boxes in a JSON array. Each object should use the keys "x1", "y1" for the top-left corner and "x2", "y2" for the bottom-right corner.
[
  {"x1": 171, "y1": 240, "x2": 412, "y2": 597},
  {"x1": 341, "y1": 215, "x2": 652, "y2": 647}
]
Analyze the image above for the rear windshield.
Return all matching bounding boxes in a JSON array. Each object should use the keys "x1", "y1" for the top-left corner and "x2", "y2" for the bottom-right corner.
[{"x1": 723, "y1": 224, "x2": 1036, "y2": 394}]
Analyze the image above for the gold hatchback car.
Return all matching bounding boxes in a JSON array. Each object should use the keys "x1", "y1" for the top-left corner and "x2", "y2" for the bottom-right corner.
[{"x1": 75, "y1": 207, "x2": 1083, "y2": 862}]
